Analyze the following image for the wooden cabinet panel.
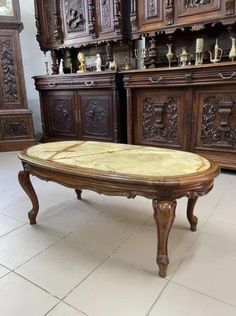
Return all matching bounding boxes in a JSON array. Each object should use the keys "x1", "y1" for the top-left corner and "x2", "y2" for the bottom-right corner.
[
  {"x1": 78, "y1": 91, "x2": 114, "y2": 141},
  {"x1": 132, "y1": 88, "x2": 191, "y2": 150},
  {"x1": 43, "y1": 91, "x2": 77, "y2": 139}
]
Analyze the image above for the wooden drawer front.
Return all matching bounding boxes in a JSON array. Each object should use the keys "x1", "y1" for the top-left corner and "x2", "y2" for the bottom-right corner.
[
  {"x1": 45, "y1": 91, "x2": 77, "y2": 138},
  {"x1": 0, "y1": 114, "x2": 34, "y2": 140},
  {"x1": 193, "y1": 87, "x2": 236, "y2": 152},
  {"x1": 79, "y1": 92, "x2": 114, "y2": 141},
  {"x1": 133, "y1": 88, "x2": 191, "y2": 150}
]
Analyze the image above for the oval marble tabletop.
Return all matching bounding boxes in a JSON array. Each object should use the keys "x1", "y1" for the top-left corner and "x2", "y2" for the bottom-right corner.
[{"x1": 21, "y1": 141, "x2": 216, "y2": 181}]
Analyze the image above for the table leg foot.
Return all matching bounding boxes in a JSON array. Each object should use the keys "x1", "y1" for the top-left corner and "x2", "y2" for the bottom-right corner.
[
  {"x1": 75, "y1": 189, "x2": 82, "y2": 200},
  {"x1": 18, "y1": 169, "x2": 39, "y2": 225},
  {"x1": 153, "y1": 200, "x2": 176, "y2": 278},
  {"x1": 187, "y1": 197, "x2": 198, "y2": 232}
]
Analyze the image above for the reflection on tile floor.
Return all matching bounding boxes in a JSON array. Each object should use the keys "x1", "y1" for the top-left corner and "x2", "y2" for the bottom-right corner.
[{"x1": 0, "y1": 151, "x2": 236, "y2": 316}]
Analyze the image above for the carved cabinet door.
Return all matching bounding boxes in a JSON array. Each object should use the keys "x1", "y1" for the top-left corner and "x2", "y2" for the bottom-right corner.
[
  {"x1": 43, "y1": 91, "x2": 77, "y2": 140},
  {"x1": 35, "y1": 0, "x2": 61, "y2": 50},
  {"x1": 192, "y1": 86, "x2": 236, "y2": 168},
  {"x1": 132, "y1": 88, "x2": 192, "y2": 150},
  {"x1": 78, "y1": 91, "x2": 114, "y2": 141},
  {"x1": 175, "y1": 0, "x2": 231, "y2": 26}
]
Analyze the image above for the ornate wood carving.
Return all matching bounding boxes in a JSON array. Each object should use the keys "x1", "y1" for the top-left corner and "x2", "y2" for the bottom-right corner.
[
  {"x1": 130, "y1": 0, "x2": 138, "y2": 31},
  {"x1": 88, "y1": 0, "x2": 96, "y2": 38},
  {"x1": 114, "y1": 0, "x2": 121, "y2": 34},
  {"x1": 147, "y1": 0, "x2": 158, "y2": 17},
  {"x1": 185, "y1": 0, "x2": 214, "y2": 8},
  {"x1": 148, "y1": 37, "x2": 158, "y2": 68},
  {"x1": 51, "y1": 50, "x2": 59, "y2": 75},
  {"x1": 3, "y1": 120, "x2": 27, "y2": 137},
  {"x1": 65, "y1": 0, "x2": 86, "y2": 33},
  {"x1": 201, "y1": 96, "x2": 236, "y2": 146},
  {"x1": 101, "y1": 0, "x2": 111, "y2": 29},
  {"x1": 142, "y1": 97, "x2": 178, "y2": 142},
  {"x1": 54, "y1": 0, "x2": 63, "y2": 43},
  {"x1": 51, "y1": 100, "x2": 75, "y2": 132},
  {"x1": 226, "y1": 0, "x2": 235, "y2": 15},
  {"x1": 45, "y1": 2, "x2": 55, "y2": 40},
  {"x1": 83, "y1": 99, "x2": 108, "y2": 135},
  {"x1": 0, "y1": 38, "x2": 17, "y2": 101},
  {"x1": 165, "y1": 0, "x2": 174, "y2": 25}
]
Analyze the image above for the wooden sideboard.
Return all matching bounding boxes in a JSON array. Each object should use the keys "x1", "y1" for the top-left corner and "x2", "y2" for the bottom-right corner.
[
  {"x1": 34, "y1": 71, "x2": 126, "y2": 143},
  {"x1": 123, "y1": 62, "x2": 236, "y2": 169}
]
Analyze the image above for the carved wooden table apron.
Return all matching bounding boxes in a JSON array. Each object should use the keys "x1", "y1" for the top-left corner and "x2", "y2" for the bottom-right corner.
[{"x1": 18, "y1": 141, "x2": 220, "y2": 277}]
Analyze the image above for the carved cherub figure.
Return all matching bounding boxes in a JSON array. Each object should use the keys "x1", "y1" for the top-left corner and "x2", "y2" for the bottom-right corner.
[{"x1": 77, "y1": 52, "x2": 86, "y2": 72}]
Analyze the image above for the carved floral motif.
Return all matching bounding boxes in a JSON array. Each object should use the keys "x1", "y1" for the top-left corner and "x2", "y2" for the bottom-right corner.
[
  {"x1": 3, "y1": 120, "x2": 27, "y2": 137},
  {"x1": 201, "y1": 96, "x2": 236, "y2": 146},
  {"x1": 142, "y1": 97, "x2": 178, "y2": 141},
  {"x1": 165, "y1": 0, "x2": 174, "y2": 25},
  {"x1": 52, "y1": 101, "x2": 74, "y2": 132},
  {"x1": 185, "y1": 0, "x2": 214, "y2": 8},
  {"x1": 0, "y1": 39, "x2": 17, "y2": 101},
  {"x1": 84, "y1": 99, "x2": 108, "y2": 135},
  {"x1": 147, "y1": 0, "x2": 157, "y2": 17}
]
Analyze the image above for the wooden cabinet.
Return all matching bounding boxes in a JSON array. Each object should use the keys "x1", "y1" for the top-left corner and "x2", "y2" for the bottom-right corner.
[
  {"x1": 0, "y1": 0, "x2": 35, "y2": 151},
  {"x1": 123, "y1": 63, "x2": 236, "y2": 169},
  {"x1": 34, "y1": 72, "x2": 125, "y2": 143}
]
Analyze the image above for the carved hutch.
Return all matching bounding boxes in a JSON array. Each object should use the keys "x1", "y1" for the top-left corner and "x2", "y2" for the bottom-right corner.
[
  {"x1": 34, "y1": 0, "x2": 236, "y2": 169},
  {"x1": 0, "y1": 0, "x2": 35, "y2": 151}
]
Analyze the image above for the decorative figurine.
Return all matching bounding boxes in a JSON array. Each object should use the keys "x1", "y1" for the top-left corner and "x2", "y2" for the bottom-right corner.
[
  {"x1": 209, "y1": 39, "x2": 223, "y2": 63},
  {"x1": 229, "y1": 37, "x2": 236, "y2": 62},
  {"x1": 179, "y1": 47, "x2": 191, "y2": 66},
  {"x1": 195, "y1": 38, "x2": 204, "y2": 65},
  {"x1": 109, "y1": 60, "x2": 117, "y2": 71},
  {"x1": 59, "y1": 60, "x2": 64, "y2": 74},
  {"x1": 95, "y1": 53, "x2": 102, "y2": 71},
  {"x1": 124, "y1": 56, "x2": 131, "y2": 70},
  {"x1": 166, "y1": 44, "x2": 174, "y2": 67},
  {"x1": 45, "y1": 61, "x2": 49, "y2": 75},
  {"x1": 77, "y1": 52, "x2": 86, "y2": 72}
]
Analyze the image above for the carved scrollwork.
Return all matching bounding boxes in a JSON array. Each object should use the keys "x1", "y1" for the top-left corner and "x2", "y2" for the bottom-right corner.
[
  {"x1": 142, "y1": 97, "x2": 178, "y2": 142},
  {"x1": 185, "y1": 0, "x2": 214, "y2": 8},
  {"x1": 88, "y1": 0, "x2": 96, "y2": 38},
  {"x1": 165, "y1": 0, "x2": 174, "y2": 25},
  {"x1": 3, "y1": 120, "x2": 27, "y2": 137},
  {"x1": 65, "y1": 0, "x2": 86, "y2": 33},
  {"x1": 201, "y1": 96, "x2": 236, "y2": 146},
  {"x1": 226, "y1": 0, "x2": 235, "y2": 15},
  {"x1": 114, "y1": 0, "x2": 121, "y2": 34},
  {"x1": 101, "y1": 0, "x2": 111, "y2": 29},
  {"x1": 83, "y1": 99, "x2": 108, "y2": 135},
  {"x1": 0, "y1": 39, "x2": 18, "y2": 101},
  {"x1": 130, "y1": 0, "x2": 138, "y2": 31},
  {"x1": 147, "y1": 0, "x2": 158, "y2": 17},
  {"x1": 52, "y1": 101, "x2": 74, "y2": 132}
]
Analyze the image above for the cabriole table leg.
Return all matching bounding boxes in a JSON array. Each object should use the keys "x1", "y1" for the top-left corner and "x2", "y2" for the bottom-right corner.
[
  {"x1": 18, "y1": 169, "x2": 39, "y2": 225},
  {"x1": 75, "y1": 189, "x2": 82, "y2": 200},
  {"x1": 187, "y1": 197, "x2": 198, "y2": 232},
  {"x1": 153, "y1": 199, "x2": 176, "y2": 278}
]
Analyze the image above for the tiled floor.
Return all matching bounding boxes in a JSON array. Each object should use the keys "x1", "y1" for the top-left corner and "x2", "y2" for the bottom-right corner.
[{"x1": 0, "y1": 151, "x2": 236, "y2": 316}]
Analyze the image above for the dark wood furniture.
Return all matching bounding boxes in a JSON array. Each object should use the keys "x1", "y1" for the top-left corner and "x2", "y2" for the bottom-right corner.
[
  {"x1": 123, "y1": 62, "x2": 236, "y2": 169},
  {"x1": 18, "y1": 141, "x2": 220, "y2": 277},
  {"x1": 34, "y1": 72, "x2": 126, "y2": 143},
  {"x1": 0, "y1": 0, "x2": 35, "y2": 151}
]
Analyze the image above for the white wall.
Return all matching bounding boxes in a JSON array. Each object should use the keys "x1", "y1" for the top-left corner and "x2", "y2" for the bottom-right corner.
[{"x1": 19, "y1": 0, "x2": 47, "y2": 138}]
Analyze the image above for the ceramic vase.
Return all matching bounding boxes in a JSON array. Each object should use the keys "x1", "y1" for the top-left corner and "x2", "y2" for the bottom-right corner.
[
  {"x1": 166, "y1": 44, "x2": 174, "y2": 68},
  {"x1": 229, "y1": 37, "x2": 236, "y2": 62}
]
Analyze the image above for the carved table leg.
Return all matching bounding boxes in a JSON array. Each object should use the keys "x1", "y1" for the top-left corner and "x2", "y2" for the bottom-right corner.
[
  {"x1": 18, "y1": 169, "x2": 39, "y2": 225},
  {"x1": 153, "y1": 199, "x2": 176, "y2": 278},
  {"x1": 75, "y1": 189, "x2": 82, "y2": 200},
  {"x1": 187, "y1": 197, "x2": 198, "y2": 232}
]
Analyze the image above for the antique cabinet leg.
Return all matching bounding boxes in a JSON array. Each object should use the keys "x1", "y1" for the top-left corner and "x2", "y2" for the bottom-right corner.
[
  {"x1": 18, "y1": 170, "x2": 39, "y2": 225},
  {"x1": 75, "y1": 189, "x2": 82, "y2": 200},
  {"x1": 187, "y1": 197, "x2": 198, "y2": 232},
  {"x1": 153, "y1": 199, "x2": 176, "y2": 278}
]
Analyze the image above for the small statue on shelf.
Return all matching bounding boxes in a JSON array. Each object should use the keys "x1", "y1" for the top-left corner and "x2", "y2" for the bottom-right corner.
[
  {"x1": 179, "y1": 47, "x2": 191, "y2": 66},
  {"x1": 195, "y1": 38, "x2": 204, "y2": 65},
  {"x1": 95, "y1": 54, "x2": 102, "y2": 71},
  {"x1": 109, "y1": 60, "x2": 117, "y2": 71},
  {"x1": 77, "y1": 52, "x2": 86, "y2": 72}
]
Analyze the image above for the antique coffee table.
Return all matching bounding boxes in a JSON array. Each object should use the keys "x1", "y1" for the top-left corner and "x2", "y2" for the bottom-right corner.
[{"x1": 18, "y1": 141, "x2": 220, "y2": 277}]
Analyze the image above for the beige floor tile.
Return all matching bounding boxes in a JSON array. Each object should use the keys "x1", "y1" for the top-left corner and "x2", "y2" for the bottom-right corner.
[
  {"x1": 0, "y1": 265, "x2": 10, "y2": 278},
  {"x1": 65, "y1": 258, "x2": 167, "y2": 316},
  {"x1": 16, "y1": 238, "x2": 106, "y2": 298},
  {"x1": 0, "y1": 224, "x2": 63, "y2": 269},
  {"x1": 149, "y1": 282, "x2": 236, "y2": 316},
  {"x1": 66, "y1": 215, "x2": 137, "y2": 257},
  {"x1": 172, "y1": 245, "x2": 236, "y2": 306},
  {"x1": 195, "y1": 218, "x2": 236, "y2": 255},
  {"x1": 47, "y1": 302, "x2": 86, "y2": 316},
  {"x1": 0, "y1": 273, "x2": 58, "y2": 316},
  {"x1": 112, "y1": 227, "x2": 191, "y2": 277},
  {"x1": 0, "y1": 213, "x2": 25, "y2": 236},
  {"x1": 0, "y1": 188, "x2": 27, "y2": 211}
]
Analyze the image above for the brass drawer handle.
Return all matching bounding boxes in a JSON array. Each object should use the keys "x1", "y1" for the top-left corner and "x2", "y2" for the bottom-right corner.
[
  {"x1": 218, "y1": 72, "x2": 236, "y2": 80},
  {"x1": 149, "y1": 76, "x2": 163, "y2": 84},
  {"x1": 48, "y1": 83, "x2": 56, "y2": 88},
  {"x1": 85, "y1": 80, "x2": 95, "y2": 87},
  {"x1": 185, "y1": 73, "x2": 192, "y2": 80}
]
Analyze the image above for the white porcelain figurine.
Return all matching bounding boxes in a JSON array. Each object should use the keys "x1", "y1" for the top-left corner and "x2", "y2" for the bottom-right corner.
[{"x1": 95, "y1": 53, "x2": 102, "y2": 71}]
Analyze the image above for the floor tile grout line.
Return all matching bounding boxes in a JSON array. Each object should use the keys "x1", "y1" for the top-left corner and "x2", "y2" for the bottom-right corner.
[
  {"x1": 0, "y1": 210, "x2": 27, "y2": 224},
  {"x1": 0, "y1": 223, "x2": 27, "y2": 239},
  {"x1": 171, "y1": 279, "x2": 236, "y2": 309}
]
